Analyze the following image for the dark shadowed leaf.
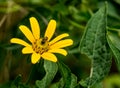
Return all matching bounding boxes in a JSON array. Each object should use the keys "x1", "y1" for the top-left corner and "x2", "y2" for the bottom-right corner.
[{"x1": 57, "y1": 61, "x2": 77, "y2": 88}]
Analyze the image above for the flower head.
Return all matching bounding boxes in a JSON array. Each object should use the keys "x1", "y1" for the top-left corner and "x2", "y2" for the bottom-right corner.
[{"x1": 10, "y1": 17, "x2": 73, "y2": 64}]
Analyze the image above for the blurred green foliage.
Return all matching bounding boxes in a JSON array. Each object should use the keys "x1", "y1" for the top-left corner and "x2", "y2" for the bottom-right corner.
[
  {"x1": 103, "y1": 74, "x2": 120, "y2": 88},
  {"x1": 0, "y1": 0, "x2": 120, "y2": 88}
]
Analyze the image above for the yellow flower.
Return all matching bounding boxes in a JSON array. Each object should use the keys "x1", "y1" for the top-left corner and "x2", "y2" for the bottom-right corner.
[{"x1": 10, "y1": 17, "x2": 73, "y2": 64}]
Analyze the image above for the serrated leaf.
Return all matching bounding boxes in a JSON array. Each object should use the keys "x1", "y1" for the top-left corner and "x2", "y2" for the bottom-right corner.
[
  {"x1": 57, "y1": 61, "x2": 77, "y2": 88},
  {"x1": 36, "y1": 60, "x2": 58, "y2": 88},
  {"x1": 107, "y1": 32, "x2": 120, "y2": 72},
  {"x1": 79, "y1": 5, "x2": 112, "y2": 87}
]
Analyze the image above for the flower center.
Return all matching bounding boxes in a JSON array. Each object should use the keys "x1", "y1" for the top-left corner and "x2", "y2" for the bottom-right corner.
[{"x1": 32, "y1": 37, "x2": 49, "y2": 54}]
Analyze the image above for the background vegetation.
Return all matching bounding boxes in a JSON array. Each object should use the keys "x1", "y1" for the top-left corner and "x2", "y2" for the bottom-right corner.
[{"x1": 0, "y1": 0, "x2": 120, "y2": 88}]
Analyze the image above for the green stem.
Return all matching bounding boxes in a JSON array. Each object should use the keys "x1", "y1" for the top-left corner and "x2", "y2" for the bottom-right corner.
[
  {"x1": 27, "y1": 7, "x2": 48, "y2": 25},
  {"x1": 67, "y1": 19, "x2": 85, "y2": 30},
  {"x1": 26, "y1": 64, "x2": 36, "y2": 85},
  {"x1": 107, "y1": 26, "x2": 120, "y2": 32}
]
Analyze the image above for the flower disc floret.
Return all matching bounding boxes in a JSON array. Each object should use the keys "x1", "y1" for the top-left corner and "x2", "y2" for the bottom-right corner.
[{"x1": 32, "y1": 37, "x2": 49, "y2": 54}]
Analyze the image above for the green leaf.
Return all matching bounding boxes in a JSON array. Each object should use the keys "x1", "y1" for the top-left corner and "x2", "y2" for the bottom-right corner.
[
  {"x1": 70, "y1": 74, "x2": 77, "y2": 88},
  {"x1": 105, "y1": 2, "x2": 120, "y2": 20},
  {"x1": 53, "y1": 3, "x2": 68, "y2": 15},
  {"x1": 107, "y1": 32, "x2": 120, "y2": 51},
  {"x1": 49, "y1": 78, "x2": 64, "y2": 88},
  {"x1": 50, "y1": 73, "x2": 77, "y2": 88},
  {"x1": 0, "y1": 82, "x2": 11, "y2": 88},
  {"x1": 107, "y1": 32, "x2": 120, "y2": 72},
  {"x1": 57, "y1": 61, "x2": 77, "y2": 88},
  {"x1": 10, "y1": 75, "x2": 29, "y2": 88},
  {"x1": 91, "y1": 82, "x2": 103, "y2": 88},
  {"x1": 36, "y1": 60, "x2": 58, "y2": 88},
  {"x1": 79, "y1": 4, "x2": 112, "y2": 87},
  {"x1": 103, "y1": 74, "x2": 120, "y2": 88},
  {"x1": 56, "y1": 78, "x2": 64, "y2": 88},
  {"x1": 114, "y1": 0, "x2": 120, "y2": 5},
  {"x1": 11, "y1": 75, "x2": 22, "y2": 87}
]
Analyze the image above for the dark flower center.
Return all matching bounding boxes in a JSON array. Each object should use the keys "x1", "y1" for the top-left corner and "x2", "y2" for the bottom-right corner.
[{"x1": 32, "y1": 37, "x2": 49, "y2": 54}]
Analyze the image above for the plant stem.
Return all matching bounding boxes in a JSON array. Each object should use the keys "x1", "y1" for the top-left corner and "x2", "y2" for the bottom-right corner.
[{"x1": 26, "y1": 64, "x2": 35, "y2": 85}]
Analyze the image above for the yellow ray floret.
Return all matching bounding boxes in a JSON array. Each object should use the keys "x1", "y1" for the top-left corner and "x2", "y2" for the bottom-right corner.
[
  {"x1": 10, "y1": 38, "x2": 31, "y2": 47},
  {"x1": 30, "y1": 17, "x2": 40, "y2": 39},
  {"x1": 41, "y1": 52, "x2": 57, "y2": 62},
  {"x1": 50, "y1": 39, "x2": 73, "y2": 49},
  {"x1": 49, "y1": 33, "x2": 69, "y2": 45},
  {"x1": 19, "y1": 25, "x2": 35, "y2": 43},
  {"x1": 22, "y1": 47, "x2": 33, "y2": 54},
  {"x1": 44, "y1": 20, "x2": 56, "y2": 41},
  {"x1": 48, "y1": 49, "x2": 67, "y2": 56},
  {"x1": 31, "y1": 53, "x2": 41, "y2": 64}
]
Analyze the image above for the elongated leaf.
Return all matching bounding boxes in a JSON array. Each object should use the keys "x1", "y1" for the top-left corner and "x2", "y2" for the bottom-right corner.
[
  {"x1": 57, "y1": 61, "x2": 77, "y2": 88},
  {"x1": 36, "y1": 60, "x2": 58, "y2": 88},
  {"x1": 79, "y1": 5, "x2": 112, "y2": 87},
  {"x1": 107, "y1": 32, "x2": 120, "y2": 71}
]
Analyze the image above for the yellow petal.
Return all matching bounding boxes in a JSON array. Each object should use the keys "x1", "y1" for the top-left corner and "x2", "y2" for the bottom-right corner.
[
  {"x1": 50, "y1": 39, "x2": 73, "y2": 49},
  {"x1": 30, "y1": 17, "x2": 40, "y2": 39},
  {"x1": 19, "y1": 25, "x2": 35, "y2": 43},
  {"x1": 44, "y1": 20, "x2": 56, "y2": 41},
  {"x1": 22, "y1": 46, "x2": 34, "y2": 54},
  {"x1": 48, "y1": 49, "x2": 67, "y2": 56},
  {"x1": 42, "y1": 52, "x2": 57, "y2": 62},
  {"x1": 49, "y1": 33, "x2": 69, "y2": 45},
  {"x1": 31, "y1": 53, "x2": 41, "y2": 64},
  {"x1": 10, "y1": 38, "x2": 31, "y2": 47}
]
